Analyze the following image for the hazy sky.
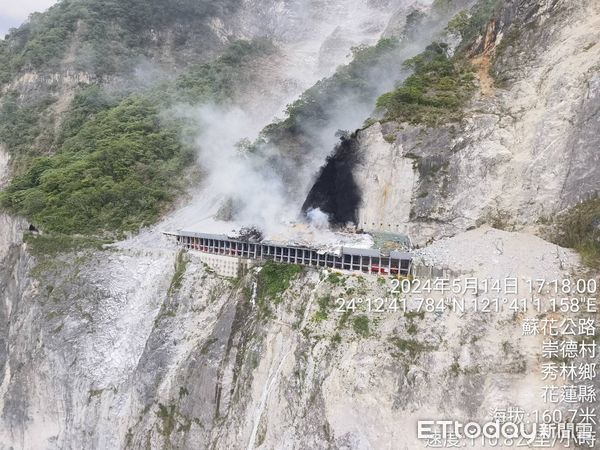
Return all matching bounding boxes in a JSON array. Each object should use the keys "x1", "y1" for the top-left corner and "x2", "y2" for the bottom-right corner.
[{"x1": 0, "y1": 0, "x2": 59, "y2": 37}]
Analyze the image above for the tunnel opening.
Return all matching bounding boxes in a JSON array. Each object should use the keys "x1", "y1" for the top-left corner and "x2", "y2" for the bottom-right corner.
[{"x1": 302, "y1": 134, "x2": 362, "y2": 227}]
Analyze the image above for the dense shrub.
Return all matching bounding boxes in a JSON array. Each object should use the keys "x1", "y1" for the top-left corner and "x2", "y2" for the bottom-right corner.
[
  {"x1": 352, "y1": 315, "x2": 370, "y2": 337},
  {"x1": 0, "y1": 38, "x2": 272, "y2": 236},
  {"x1": 56, "y1": 85, "x2": 117, "y2": 144},
  {"x1": 0, "y1": 97, "x2": 193, "y2": 235},
  {"x1": 257, "y1": 262, "x2": 303, "y2": 304},
  {"x1": 553, "y1": 198, "x2": 600, "y2": 269},
  {"x1": 376, "y1": 43, "x2": 475, "y2": 125},
  {"x1": 261, "y1": 38, "x2": 402, "y2": 150},
  {"x1": 0, "y1": 93, "x2": 57, "y2": 163},
  {"x1": 0, "y1": 0, "x2": 241, "y2": 82},
  {"x1": 446, "y1": 0, "x2": 504, "y2": 49},
  {"x1": 173, "y1": 39, "x2": 276, "y2": 104}
]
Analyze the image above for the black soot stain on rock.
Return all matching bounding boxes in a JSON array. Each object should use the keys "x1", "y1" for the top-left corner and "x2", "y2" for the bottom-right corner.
[{"x1": 302, "y1": 135, "x2": 362, "y2": 226}]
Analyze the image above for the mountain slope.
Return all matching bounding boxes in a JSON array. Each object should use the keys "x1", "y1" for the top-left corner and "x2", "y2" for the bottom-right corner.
[
  {"x1": 305, "y1": 0, "x2": 600, "y2": 247},
  {"x1": 0, "y1": 0, "x2": 598, "y2": 449}
]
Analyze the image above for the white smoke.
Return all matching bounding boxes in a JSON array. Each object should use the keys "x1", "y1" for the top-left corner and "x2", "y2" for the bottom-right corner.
[
  {"x1": 170, "y1": 103, "x2": 298, "y2": 235},
  {"x1": 162, "y1": 0, "x2": 463, "y2": 236},
  {"x1": 306, "y1": 208, "x2": 330, "y2": 229}
]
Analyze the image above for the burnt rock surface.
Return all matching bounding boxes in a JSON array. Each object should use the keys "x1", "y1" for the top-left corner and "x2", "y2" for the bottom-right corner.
[{"x1": 302, "y1": 136, "x2": 362, "y2": 227}]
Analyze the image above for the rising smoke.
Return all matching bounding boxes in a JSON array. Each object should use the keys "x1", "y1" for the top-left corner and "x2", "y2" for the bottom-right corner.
[
  {"x1": 306, "y1": 208, "x2": 331, "y2": 229},
  {"x1": 166, "y1": 0, "x2": 466, "y2": 236},
  {"x1": 171, "y1": 103, "x2": 296, "y2": 235}
]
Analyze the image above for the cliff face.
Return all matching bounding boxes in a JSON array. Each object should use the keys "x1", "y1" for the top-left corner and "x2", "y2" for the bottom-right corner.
[
  {"x1": 0, "y1": 222, "x2": 581, "y2": 449},
  {"x1": 1, "y1": 0, "x2": 417, "y2": 126},
  {"x1": 0, "y1": 0, "x2": 597, "y2": 449},
  {"x1": 329, "y1": 0, "x2": 600, "y2": 244}
]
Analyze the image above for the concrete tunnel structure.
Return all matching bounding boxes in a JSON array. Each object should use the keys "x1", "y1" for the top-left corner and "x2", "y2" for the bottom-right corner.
[{"x1": 165, "y1": 230, "x2": 413, "y2": 277}]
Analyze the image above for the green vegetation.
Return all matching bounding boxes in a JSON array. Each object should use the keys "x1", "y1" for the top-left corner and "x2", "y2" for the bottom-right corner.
[
  {"x1": 313, "y1": 296, "x2": 330, "y2": 322},
  {"x1": 450, "y1": 359, "x2": 461, "y2": 376},
  {"x1": 352, "y1": 315, "x2": 370, "y2": 337},
  {"x1": 390, "y1": 336, "x2": 436, "y2": 358},
  {"x1": 257, "y1": 262, "x2": 303, "y2": 302},
  {"x1": 0, "y1": 0, "x2": 270, "y2": 246},
  {"x1": 0, "y1": 0, "x2": 240, "y2": 82},
  {"x1": 155, "y1": 401, "x2": 194, "y2": 437},
  {"x1": 173, "y1": 39, "x2": 276, "y2": 104},
  {"x1": 1, "y1": 97, "x2": 192, "y2": 235},
  {"x1": 156, "y1": 403, "x2": 177, "y2": 438},
  {"x1": 375, "y1": 0, "x2": 506, "y2": 126},
  {"x1": 178, "y1": 387, "x2": 189, "y2": 399},
  {"x1": 0, "y1": 92, "x2": 57, "y2": 166},
  {"x1": 487, "y1": 209, "x2": 513, "y2": 231},
  {"x1": 376, "y1": 43, "x2": 475, "y2": 125},
  {"x1": 23, "y1": 232, "x2": 110, "y2": 256},
  {"x1": 446, "y1": 11, "x2": 471, "y2": 38},
  {"x1": 256, "y1": 262, "x2": 303, "y2": 317},
  {"x1": 262, "y1": 38, "x2": 401, "y2": 153},
  {"x1": 168, "y1": 251, "x2": 189, "y2": 296},
  {"x1": 56, "y1": 85, "x2": 117, "y2": 145},
  {"x1": 0, "y1": 2, "x2": 78, "y2": 83},
  {"x1": 404, "y1": 310, "x2": 425, "y2": 320},
  {"x1": 327, "y1": 271, "x2": 343, "y2": 285},
  {"x1": 553, "y1": 198, "x2": 600, "y2": 269},
  {"x1": 407, "y1": 322, "x2": 417, "y2": 335},
  {"x1": 337, "y1": 309, "x2": 352, "y2": 329},
  {"x1": 0, "y1": 38, "x2": 273, "y2": 241},
  {"x1": 446, "y1": 0, "x2": 504, "y2": 49}
]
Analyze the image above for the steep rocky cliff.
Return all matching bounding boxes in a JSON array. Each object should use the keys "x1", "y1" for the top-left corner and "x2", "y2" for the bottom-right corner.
[
  {"x1": 308, "y1": 0, "x2": 600, "y2": 245},
  {"x1": 0, "y1": 0, "x2": 598, "y2": 449},
  {"x1": 0, "y1": 219, "x2": 583, "y2": 449}
]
